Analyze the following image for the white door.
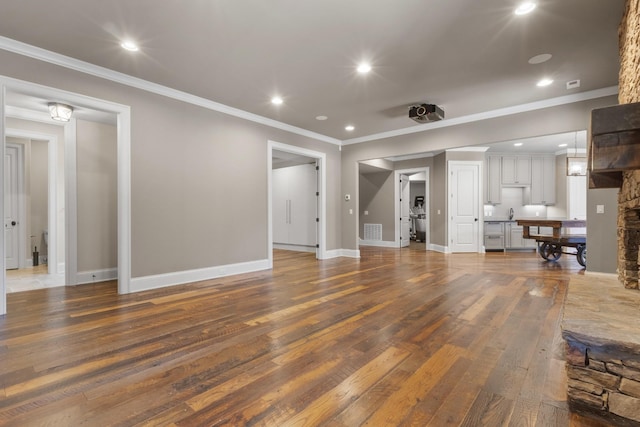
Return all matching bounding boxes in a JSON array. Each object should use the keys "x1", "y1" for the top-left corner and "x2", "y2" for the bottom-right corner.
[
  {"x1": 400, "y1": 174, "x2": 410, "y2": 247},
  {"x1": 289, "y1": 164, "x2": 316, "y2": 246},
  {"x1": 449, "y1": 162, "x2": 480, "y2": 253},
  {"x1": 5, "y1": 145, "x2": 20, "y2": 269}
]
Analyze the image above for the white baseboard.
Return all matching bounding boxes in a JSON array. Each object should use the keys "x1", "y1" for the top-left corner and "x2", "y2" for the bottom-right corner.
[
  {"x1": 273, "y1": 243, "x2": 316, "y2": 253},
  {"x1": 322, "y1": 249, "x2": 360, "y2": 259},
  {"x1": 129, "y1": 259, "x2": 270, "y2": 293},
  {"x1": 584, "y1": 270, "x2": 618, "y2": 279},
  {"x1": 428, "y1": 244, "x2": 449, "y2": 253},
  {"x1": 77, "y1": 268, "x2": 118, "y2": 285},
  {"x1": 359, "y1": 239, "x2": 397, "y2": 248}
]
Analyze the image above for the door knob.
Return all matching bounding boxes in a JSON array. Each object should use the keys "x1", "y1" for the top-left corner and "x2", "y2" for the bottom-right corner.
[
  {"x1": 11, "y1": 221, "x2": 16, "y2": 226},
  {"x1": 474, "y1": 218, "x2": 478, "y2": 222}
]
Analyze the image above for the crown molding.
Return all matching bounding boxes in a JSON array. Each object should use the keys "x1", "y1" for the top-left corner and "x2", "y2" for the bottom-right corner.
[
  {"x1": 0, "y1": 36, "x2": 341, "y2": 146},
  {"x1": 342, "y1": 86, "x2": 619, "y2": 146}
]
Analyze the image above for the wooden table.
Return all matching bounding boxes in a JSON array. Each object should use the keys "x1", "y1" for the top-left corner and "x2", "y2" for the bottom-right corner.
[
  {"x1": 516, "y1": 219, "x2": 587, "y2": 266},
  {"x1": 516, "y1": 218, "x2": 586, "y2": 240}
]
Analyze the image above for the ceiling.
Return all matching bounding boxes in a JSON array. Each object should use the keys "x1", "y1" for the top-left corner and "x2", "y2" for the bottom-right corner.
[{"x1": 0, "y1": 0, "x2": 624, "y2": 142}]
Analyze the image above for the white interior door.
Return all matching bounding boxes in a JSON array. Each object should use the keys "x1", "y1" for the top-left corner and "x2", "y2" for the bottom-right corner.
[
  {"x1": 449, "y1": 162, "x2": 480, "y2": 253},
  {"x1": 400, "y1": 174, "x2": 410, "y2": 247},
  {"x1": 5, "y1": 144, "x2": 19, "y2": 269}
]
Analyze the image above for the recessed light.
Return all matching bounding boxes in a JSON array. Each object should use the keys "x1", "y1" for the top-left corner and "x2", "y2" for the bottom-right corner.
[
  {"x1": 515, "y1": 2, "x2": 536, "y2": 15},
  {"x1": 559, "y1": 143, "x2": 568, "y2": 147},
  {"x1": 528, "y1": 53, "x2": 552, "y2": 64},
  {"x1": 271, "y1": 96, "x2": 283, "y2": 105},
  {"x1": 514, "y1": 142, "x2": 523, "y2": 147},
  {"x1": 357, "y1": 63, "x2": 371, "y2": 74},
  {"x1": 345, "y1": 125, "x2": 355, "y2": 131},
  {"x1": 316, "y1": 115, "x2": 328, "y2": 121},
  {"x1": 120, "y1": 40, "x2": 139, "y2": 52},
  {"x1": 537, "y1": 78, "x2": 554, "y2": 87}
]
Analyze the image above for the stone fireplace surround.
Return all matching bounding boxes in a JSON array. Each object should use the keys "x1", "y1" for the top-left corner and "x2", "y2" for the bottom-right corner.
[{"x1": 560, "y1": 1, "x2": 640, "y2": 423}]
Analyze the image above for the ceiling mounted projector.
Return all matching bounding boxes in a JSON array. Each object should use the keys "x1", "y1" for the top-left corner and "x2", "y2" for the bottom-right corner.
[{"x1": 409, "y1": 104, "x2": 444, "y2": 123}]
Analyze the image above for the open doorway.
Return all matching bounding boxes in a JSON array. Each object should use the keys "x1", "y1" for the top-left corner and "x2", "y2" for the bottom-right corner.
[
  {"x1": 267, "y1": 140, "x2": 327, "y2": 268},
  {"x1": 4, "y1": 128, "x2": 64, "y2": 292},
  {"x1": 395, "y1": 168, "x2": 430, "y2": 250},
  {"x1": 1, "y1": 76, "x2": 132, "y2": 316}
]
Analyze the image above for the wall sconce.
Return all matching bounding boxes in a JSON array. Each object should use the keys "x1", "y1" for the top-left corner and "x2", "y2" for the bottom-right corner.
[{"x1": 48, "y1": 102, "x2": 74, "y2": 122}]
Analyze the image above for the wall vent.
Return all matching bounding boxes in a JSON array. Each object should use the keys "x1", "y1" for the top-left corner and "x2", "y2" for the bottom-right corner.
[{"x1": 364, "y1": 224, "x2": 382, "y2": 241}]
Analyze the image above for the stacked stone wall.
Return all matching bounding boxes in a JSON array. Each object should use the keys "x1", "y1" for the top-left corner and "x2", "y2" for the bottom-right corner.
[
  {"x1": 618, "y1": 0, "x2": 640, "y2": 290},
  {"x1": 566, "y1": 340, "x2": 640, "y2": 425}
]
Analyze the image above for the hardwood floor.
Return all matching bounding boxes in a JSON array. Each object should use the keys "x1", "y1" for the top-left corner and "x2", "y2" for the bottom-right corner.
[{"x1": 0, "y1": 247, "x2": 612, "y2": 426}]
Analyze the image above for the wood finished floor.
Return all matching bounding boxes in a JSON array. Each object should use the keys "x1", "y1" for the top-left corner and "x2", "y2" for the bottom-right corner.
[{"x1": 0, "y1": 247, "x2": 612, "y2": 426}]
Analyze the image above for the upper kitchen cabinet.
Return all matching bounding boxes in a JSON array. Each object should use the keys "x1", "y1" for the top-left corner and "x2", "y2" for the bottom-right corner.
[
  {"x1": 484, "y1": 155, "x2": 502, "y2": 205},
  {"x1": 529, "y1": 155, "x2": 556, "y2": 205},
  {"x1": 501, "y1": 155, "x2": 531, "y2": 185}
]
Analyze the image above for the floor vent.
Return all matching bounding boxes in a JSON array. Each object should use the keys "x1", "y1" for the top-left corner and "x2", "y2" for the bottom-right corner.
[{"x1": 364, "y1": 224, "x2": 382, "y2": 241}]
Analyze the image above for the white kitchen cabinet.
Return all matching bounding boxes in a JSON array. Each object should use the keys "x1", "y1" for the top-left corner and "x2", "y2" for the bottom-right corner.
[
  {"x1": 529, "y1": 155, "x2": 556, "y2": 205},
  {"x1": 484, "y1": 155, "x2": 502, "y2": 205},
  {"x1": 272, "y1": 164, "x2": 317, "y2": 248},
  {"x1": 501, "y1": 155, "x2": 531, "y2": 185},
  {"x1": 505, "y1": 223, "x2": 536, "y2": 249}
]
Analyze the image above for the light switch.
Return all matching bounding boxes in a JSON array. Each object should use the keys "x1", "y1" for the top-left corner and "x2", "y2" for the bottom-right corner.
[
  {"x1": 364, "y1": 210, "x2": 368, "y2": 215},
  {"x1": 349, "y1": 209, "x2": 353, "y2": 215},
  {"x1": 437, "y1": 209, "x2": 441, "y2": 215},
  {"x1": 596, "y1": 205, "x2": 605, "y2": 214}
]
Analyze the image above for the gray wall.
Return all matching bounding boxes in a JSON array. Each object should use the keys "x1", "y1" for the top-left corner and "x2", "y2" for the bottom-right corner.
[
  {"x1": 586, "y1": 188, "x2": 619, "y2": 273},
  {"x1": 341, "y1": 95, "x2": 619, "y2": 251},
  {"x1": 77, "y1": 120, "x2": 117, "y2": 272},
  {"x1": 0, "y1": 49, "x2": 341, "y2": 279},
  {"x1": 359, "y1": 171, "x2": 394, "y2": 241}
]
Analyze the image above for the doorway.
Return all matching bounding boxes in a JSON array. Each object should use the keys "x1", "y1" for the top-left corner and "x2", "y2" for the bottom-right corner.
[
  {"x1": 394, "y1": 167, "x2": 430, "y2": 250},
  {"x1": 267, "y1": 140, "x2": 327, "y2": 268},
  {"x1": 1, "y1": 76, "x2": 132, "y2": 316}
]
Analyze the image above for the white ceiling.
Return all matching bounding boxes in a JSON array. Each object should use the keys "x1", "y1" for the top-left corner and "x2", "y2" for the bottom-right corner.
[{"x1": 0, "y1": 0, "x2": 624, "y2": 141}]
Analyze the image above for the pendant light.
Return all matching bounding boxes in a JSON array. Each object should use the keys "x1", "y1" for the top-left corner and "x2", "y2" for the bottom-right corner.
[{"x1": 566, "y1": 131, "x2": 587, "y2": 176}]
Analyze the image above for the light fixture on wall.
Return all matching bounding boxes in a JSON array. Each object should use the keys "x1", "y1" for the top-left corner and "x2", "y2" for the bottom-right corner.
[
  {"x1": 48, "y1": 102, "x2": 74, "y2": 122},
  {"x1": 566, "y1": 131, "x2": 587, "y2": 176}
]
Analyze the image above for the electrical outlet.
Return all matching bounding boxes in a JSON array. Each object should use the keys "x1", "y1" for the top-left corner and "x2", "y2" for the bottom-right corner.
[{"x1": 596, "y1": 205, "x2": 605, "y2": 214}]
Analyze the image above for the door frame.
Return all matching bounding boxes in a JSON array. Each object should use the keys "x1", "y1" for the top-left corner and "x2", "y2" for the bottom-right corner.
[
  {"x1": 1, "y1": 75, "x2": 132, "y2": 316},
  {"x1": 6, "y1": 129, "x2": 59, "y2": 275},
  {"x1": 394, "y1": 167, "x2": 430, "y2": 249},
  {"x1": 447, "y1": 160, "x2": 483, "y2": 253},
  {"x1": 267, "y1": 140, "x2": 327, "y2": 268}
]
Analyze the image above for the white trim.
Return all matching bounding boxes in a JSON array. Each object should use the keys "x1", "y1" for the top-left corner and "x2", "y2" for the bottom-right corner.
[
  {"x1": 385, "y1": 152, "x2": 436, "y2": 162},
  {"x1": 0, "y1": 75, "x2": 132, "y2": 306},
  {"x1": 324, "y1": 249, "x2": 360, "y2": 259},
  {"x1": 584, "y1": 271, "x2": 618, "y2": 279},
  {"x1": 273, "y1": 243, "x2": 317, "y2": 253},
  {"x1": 76, "y1": 268, "x2": 118, "y2": 285},
  {"x1": 6, "y1": 129, "x2": 59, "y2": 276},
  {"x1": 0, "y1": 85, "x2": 5, "y2": 315},
  {"x1": 0, "y1": 36, "x2": 341, "y2": 146},
  {"x1": 446, "y1": 147, "x2": 490, "y2": 152},
  {"x1": 343, "y1": 86, "x2": 619, "y2": 145},
  {"x1": 359, "y1": 240, "x2": 397, "y2": 248},
  {"x1": 428, "y1": 244, "x2": 449, "y2": 253},
  {"x1": 268, "y1": 141, "x2": 327, "y2": 267},
  {"x1": 5, "y1": 106, "x2": 61, "y2": 125},
  {"x1": 129, "y1": 259, "x2": 270, "y2": 293},
  {"x1": 64, "y1": 119, "x2": 77, "y2": 285}
]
